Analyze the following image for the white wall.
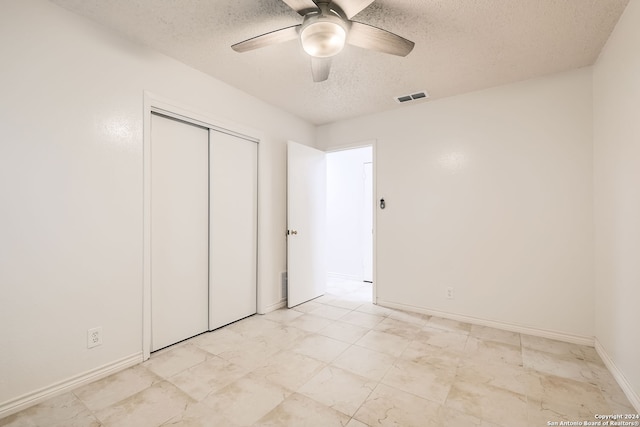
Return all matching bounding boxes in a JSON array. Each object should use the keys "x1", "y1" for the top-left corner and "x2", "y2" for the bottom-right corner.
[
  {"x1": 326, "y1": 147, "x2": 373, "y2": 280},
  {"x1": 318, "y1": 68, "x2": 594, "y2": 339},
  {"x1": 593, "y1": 0, "x2": 640, "y2": 409},
  {"x1": 0, "y1": 0, "x2": 315, "y2": 411}
]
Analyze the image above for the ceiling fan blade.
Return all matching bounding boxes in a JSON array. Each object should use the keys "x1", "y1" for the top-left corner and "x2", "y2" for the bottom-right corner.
[
  {"x1": 347, "y1": 21, "x2": 415, "y2": 57},
  {"x1": 311, "y1": 57, "x2": 332, "y2": 82},
  {"x1": 331, "y1": 0, "x2": 375, "y2": 19},
  {"x1": 281, "y1": 0, "x2": 319, "y2": 15},
  {"x1": 231, "y1": 25, "x2": 301, "y2": 53}
]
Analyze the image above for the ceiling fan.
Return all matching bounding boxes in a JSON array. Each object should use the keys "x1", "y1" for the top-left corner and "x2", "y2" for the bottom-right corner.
[{"x1": 231, "y1": 0, "x2": 415, "y2": 82}]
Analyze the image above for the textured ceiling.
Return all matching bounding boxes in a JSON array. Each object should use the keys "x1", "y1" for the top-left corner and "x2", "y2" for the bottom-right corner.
[{"x1": 50, "y1": 0, "x2": 629, "y2": 125}]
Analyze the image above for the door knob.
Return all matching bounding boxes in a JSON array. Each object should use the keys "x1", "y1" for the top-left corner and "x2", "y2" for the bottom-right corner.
[{"x1": 288, "y1": 229, "x2": 298, "y2": 235}]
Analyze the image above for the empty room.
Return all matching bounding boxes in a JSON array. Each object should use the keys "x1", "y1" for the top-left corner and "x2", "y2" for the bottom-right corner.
[{"x1": 1, "y1": 0, "x2": 639, "y2": 426}]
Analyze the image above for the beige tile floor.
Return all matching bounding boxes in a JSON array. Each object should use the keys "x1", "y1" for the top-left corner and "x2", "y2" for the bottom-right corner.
[{"x1": 2, "y1": 279, "x2": 636, "y2": 426}]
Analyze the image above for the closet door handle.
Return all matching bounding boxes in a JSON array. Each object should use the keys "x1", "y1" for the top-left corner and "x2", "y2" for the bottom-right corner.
[{"x1": 288, "y1": 229, "x2": 298, "y2": 235}]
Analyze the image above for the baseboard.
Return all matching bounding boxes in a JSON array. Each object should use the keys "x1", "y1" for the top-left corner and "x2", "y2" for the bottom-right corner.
[
  {"x1": 376, "y1": 299, "x2": 594, "y2": 346},
  {"x1": 0, "y1": 352, "x2": 143, "y2": 418},
  {"x1": 261, "y1": 299, "x2": 287, "y2": 314},
  {"x1": 594, "y1": 339, "x2": 640, "y2": 413}
]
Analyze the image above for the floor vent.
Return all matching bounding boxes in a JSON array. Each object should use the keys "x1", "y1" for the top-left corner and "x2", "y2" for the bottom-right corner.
[{"x1": 394, "y1": 90, "x2": 429, "y2": 104}]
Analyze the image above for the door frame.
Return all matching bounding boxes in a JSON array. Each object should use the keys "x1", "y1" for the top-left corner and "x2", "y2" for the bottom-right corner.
[
  {"x1": 363, "y1": 161, "x2": 373, "y2": 283},
  {"x1": 143, "y1": 92, "x2": 261, "y2": 360},
  {"x1": 324, "y1": 140, "x2": 377, "y2": 303}
]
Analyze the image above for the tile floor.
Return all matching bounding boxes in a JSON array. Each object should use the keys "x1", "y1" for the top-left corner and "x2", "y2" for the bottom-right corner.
[{"x1": 1, "y1": 279, "x2": 636, "y2": 426}]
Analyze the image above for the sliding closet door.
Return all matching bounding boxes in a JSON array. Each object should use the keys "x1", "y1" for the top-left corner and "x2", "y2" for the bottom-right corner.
[
  {"x1": 150, "y1": 113, "x2": 209, "y2": 351},
  {"x1": 209, "y1": 131, "x2": 257, "y2": 330}
]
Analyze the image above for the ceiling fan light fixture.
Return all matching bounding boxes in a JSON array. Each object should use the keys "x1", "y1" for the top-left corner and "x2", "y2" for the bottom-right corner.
[{"x1": 300, "y1": 20, "x2": 347, "y2": 58}]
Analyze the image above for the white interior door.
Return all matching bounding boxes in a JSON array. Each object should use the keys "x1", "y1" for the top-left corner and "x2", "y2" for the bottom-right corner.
[
  {"x1": 151, "y1": 113, "x2": 209, "y2": 351},
  {"x1": 209, "y1": 131, "x2": 257, "y2": 330},
  {"x1": 287, "y1": 141, "x2": 326, "y2": 308},
  {"x1": 363, "y1": 162, "x2": 373, "y2": 282}
]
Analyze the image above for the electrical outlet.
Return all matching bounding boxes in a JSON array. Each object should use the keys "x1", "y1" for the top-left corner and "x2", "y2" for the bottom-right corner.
[
  {"x1": 446, "y1": 287, "x2": 454, "y2": 299},
  {"x1": 87, "y1": 327, "x2": 102, "y2": 349}
]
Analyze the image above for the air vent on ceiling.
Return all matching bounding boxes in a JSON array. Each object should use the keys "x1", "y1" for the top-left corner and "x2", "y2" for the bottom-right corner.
[{"x1": 394, "y1": 90, "x2": 429, "y2": 104}]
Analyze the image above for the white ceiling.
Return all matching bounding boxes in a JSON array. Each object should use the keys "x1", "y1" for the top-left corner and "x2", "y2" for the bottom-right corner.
[{"x1": 50, "y1": 0, "x2": 629, "y2": 125}]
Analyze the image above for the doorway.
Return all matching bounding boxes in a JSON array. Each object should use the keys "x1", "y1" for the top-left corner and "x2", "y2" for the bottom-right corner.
[{"x1": 325, "y1": 146, "x2": 374, "y2": 300}]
